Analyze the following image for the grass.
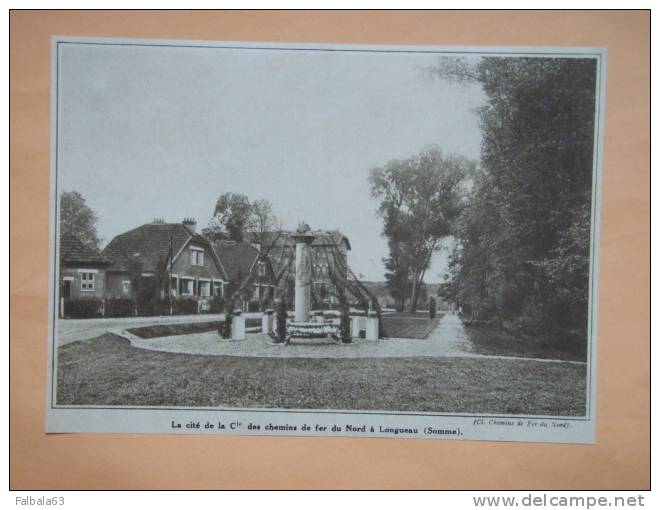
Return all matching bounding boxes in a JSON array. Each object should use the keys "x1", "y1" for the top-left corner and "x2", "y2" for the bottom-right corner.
[
  {"x1": 385, "y1": 311, "x2": 445, "y2": 318},
  {"x1": 464, "y1": 324, "x2": 587, "y2": 362},
  {"x1": 128, "y1": 319, "x2": 262, "y2": 339},
  {"x1": 57, "y1": 334, "x2": 586, "y2": 416},
  {"x1": 382, "y1": 313, "x2": 443, "y2": 339}
]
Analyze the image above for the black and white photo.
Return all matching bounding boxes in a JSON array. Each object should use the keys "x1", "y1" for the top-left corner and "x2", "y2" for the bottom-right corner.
[{"x1": 46, "y1": 38, "x2": 606, "y2": 443}]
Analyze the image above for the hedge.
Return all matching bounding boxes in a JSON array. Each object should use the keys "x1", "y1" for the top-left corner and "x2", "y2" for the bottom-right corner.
[
  {"x1": 62, "y1": 297, "x2": 230, "y2": 319},
  {"x1": 64, "y1": 298, "x2": 102, "y2": 319},
  {"x1": 173, "y1": 298, "x2": 198, "y2": 316},
  {"x1": 137, "y1": 298, "x2": 170, "y2": 317},
  {"x1": 104, "y1": 298, "x2": 136, "y2": 318}
]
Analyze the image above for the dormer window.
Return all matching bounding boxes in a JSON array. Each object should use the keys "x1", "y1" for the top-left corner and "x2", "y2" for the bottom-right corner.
[{"x1": 190, "y1": 247, "x2": 204, "y2": 266}]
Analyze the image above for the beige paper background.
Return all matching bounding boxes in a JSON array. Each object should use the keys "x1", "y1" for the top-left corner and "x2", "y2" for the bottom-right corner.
[{"x1": 10, "y1": 10, "x2": 650, "y2": 489}]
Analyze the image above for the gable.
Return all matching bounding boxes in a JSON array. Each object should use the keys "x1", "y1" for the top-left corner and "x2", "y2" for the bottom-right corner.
[
  {"x1": 170, "y1": 241, "x2": 226, "y2": 279},
  {"x1": 102, "y1": 223, "x2": 227, "y2": 279},
  {"x1": 212, "y1": 241, "x2": 260, "y2": 282}
]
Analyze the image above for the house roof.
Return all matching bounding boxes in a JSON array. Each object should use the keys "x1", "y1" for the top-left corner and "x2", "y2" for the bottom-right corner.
[
  {"x1": 60, "y1": 234, "x2": 109, "y2": 266},
  {"x1": 212, "y1": 241, "x2": 261, "y2": 283},
  {"x1": 310, "y1": 230, "x2": 351, "y2": 250},
  {"x1": 248, "y1": 230, "x2": 351, "y2": 250},
  {"x1": 102, "y1": 222, "x2": 227, "y2": 279}
]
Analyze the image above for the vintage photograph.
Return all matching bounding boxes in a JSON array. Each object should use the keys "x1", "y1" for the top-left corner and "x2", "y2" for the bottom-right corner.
[{"x1": 47, "y1": 38, "x2": 605, "y2": 442}]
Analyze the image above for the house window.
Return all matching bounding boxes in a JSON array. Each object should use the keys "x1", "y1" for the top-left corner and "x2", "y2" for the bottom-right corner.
[
  {"x1": 253, "y1": 285, "x2": 260, "y2": 300},
  {"x1": 199, "y1": 280, "x2": 211, "y2": 297},
  {"x1": 213, "y1": 281, "x2": 223, "y2": 297},
  {"x1": 190, "y1": 247, "x2": 204, "y2": 266},
  {"x1": 122, "y1": 280, "x2": 131, "y2": 294},
  {"x1": 80, "y1": 272, "x2": 95, "y2": 291},
  {"x1": 180, "y1": 278, "x2": 194, "y2": 296},
  {"x1": 258, "y1": 262, "x2": 266, "y2": 277}
]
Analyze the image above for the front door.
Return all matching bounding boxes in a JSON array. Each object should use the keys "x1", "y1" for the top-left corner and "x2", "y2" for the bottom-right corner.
[
  {"x1": 61, "y1": 279, "x2": 72, "y2": 318},
  {"x1": 62, "y1": 279, "x2": 71, "y2": 299}
]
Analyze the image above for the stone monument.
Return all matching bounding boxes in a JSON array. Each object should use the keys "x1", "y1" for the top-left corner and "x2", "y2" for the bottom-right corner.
[{"x1": 292, "y1": 222, "x2": 315, "y2": 323}]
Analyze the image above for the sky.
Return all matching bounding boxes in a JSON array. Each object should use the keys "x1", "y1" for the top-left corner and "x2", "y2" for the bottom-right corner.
[{"x1": 57, "y1": 42, "x2": 486, "y2": 282}]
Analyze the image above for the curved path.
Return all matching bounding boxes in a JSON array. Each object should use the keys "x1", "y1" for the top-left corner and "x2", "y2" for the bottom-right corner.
[
  {"x1": 58, "y1": 313, "x2": 224, "y2": 345},
  {"x1": 121, "y1": 313, "x2": 584, "y2": 365}
]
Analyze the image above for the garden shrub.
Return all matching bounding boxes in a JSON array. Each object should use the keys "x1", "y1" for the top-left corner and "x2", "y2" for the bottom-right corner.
[
  {"x1": 134, "y1": 277, "x2": 162, "y2": 316},
  {"x1": 222, "y1": 313, "x2": 232, "y2": 338},
  {"x1": 105, "y1": 298, "x2": 136, "y2": 318},
  {"x1": 137, "y1": 297, "x2": 171, "y2": 317},
  {"x1": 173, "y1": 298, "x2": 198, "y2": 316},
  {"x1": 275, "y1": 300, "x2": 288, "y2": 343},
  {"x1": 209, "y1": 295, "x2": 225, "y2": 314},
  {"x1": 340, "y1": 305, "x2": 351, "y2": 343},
  {"x1": 429, "y1": 297, "x2": 436, "y2": 319}
]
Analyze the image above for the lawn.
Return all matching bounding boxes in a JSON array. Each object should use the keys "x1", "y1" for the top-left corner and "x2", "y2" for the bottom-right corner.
[
  {"x1": 465, "y1": 323, "x2": 587, "y2": 362},
  {"x1": 57, "y1": 334, "x2": 587, "y2": 416},
  {"x1": 382, "y1": 313, "x2": 443, "y2": 339}
]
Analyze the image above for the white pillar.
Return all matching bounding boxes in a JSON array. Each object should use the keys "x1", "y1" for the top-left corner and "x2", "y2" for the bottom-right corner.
[
  {"x1": 292, "y1": 233, "x2": 315, "y2": 322},
  {"x1": 366, "y1": 312, "x2": 379, "y2": 341},
  {"x1": 231, "y1": 311, "x2": 246, "y2": 340},
  {"x1": 350, "y1": 315, "x2": 362, "y2": 338},
  {"x1": 262, "y1": 309, "x2": 275, "y2": 334}
]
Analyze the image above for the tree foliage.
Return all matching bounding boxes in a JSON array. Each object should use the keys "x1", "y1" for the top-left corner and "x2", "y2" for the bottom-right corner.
[
  {"x1": 60, "y1": 191, "x2": 100, "y2": 249},
  {"x1": 437, "y1": 57, "x2": 597, "y2": 348},
  {"x1": 204, "y1": 193, "x2": 287, "y2": 316},
  {"x1": 203, "y1": 193, "x2": 279, "y2": 244},
  {"x1": 369, "y1": 148, "x2": 474, "y2": 311},
  {"x1": 203, "y1": 193, "x2": 253, "y2": 242}
]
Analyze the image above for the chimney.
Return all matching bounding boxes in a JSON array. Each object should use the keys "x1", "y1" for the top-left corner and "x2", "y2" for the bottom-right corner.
[
  {"x1": 182, "y1": 217, "x2": 196, "y2": 233},
  {"x1": 152, "y1": 218, "x2": 164, "y2": 224}
]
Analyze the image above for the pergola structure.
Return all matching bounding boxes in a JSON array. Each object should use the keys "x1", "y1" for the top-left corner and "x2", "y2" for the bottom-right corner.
[
  {"x1": 229, "y1": 223, "x2": 382, "y2": 343},
  {"x1": 280, "y1": 224, "x2": 379, "y2": 343}
]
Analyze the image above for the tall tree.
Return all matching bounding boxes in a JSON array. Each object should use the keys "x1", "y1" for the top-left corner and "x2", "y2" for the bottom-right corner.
[
  {"x1": 205, "y1": 194, "x2": 287, "y2": 313},
  {"x1": 369, "y1": 148, "x2": 474, "y2": 311},
  {"x1": 435, "y1": 56, "x2": 597, "y2": 346},
  {"x1": 205, "y1": 193, "x2": 253, "y2": 242},
  {"x1": 59, "y1": 191, "x2": 100, "y2": 250},
  {"x1": 201, "y1": 215, "x2": 227, "y2": 243},
  {"x1": 204, "y1": 194, "x2": 281, "y2": 245},
  {"x1": 250, "y1": 198, "x2": 281, "y2": 246}
]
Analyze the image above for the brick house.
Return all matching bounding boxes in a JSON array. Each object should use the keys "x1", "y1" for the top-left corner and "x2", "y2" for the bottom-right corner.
[
  {"x1": 59, "y1": 234, "x2": 110, "y2": 310},
  {"x1": 212, "y1": 240, "x2": 276, "y2": 311},
  {"x1": 102, "y1": 219, "x2": 228, "y2": 308}
]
